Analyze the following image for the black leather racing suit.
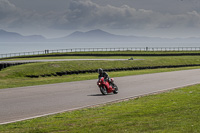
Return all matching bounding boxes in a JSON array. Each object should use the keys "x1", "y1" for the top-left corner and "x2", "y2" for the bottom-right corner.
[{"x1": 98, "y1": 71, "x2": 109, "y2": 81}]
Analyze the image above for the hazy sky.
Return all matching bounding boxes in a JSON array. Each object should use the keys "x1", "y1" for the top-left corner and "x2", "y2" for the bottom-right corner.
[{"x1": 1, "y1": 0, "x2": 200, "y2": 38}]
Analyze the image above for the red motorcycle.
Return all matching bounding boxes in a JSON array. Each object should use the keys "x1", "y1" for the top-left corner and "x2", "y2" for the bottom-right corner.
[{"x1": 97, "y1": 77, "x2": 118, "y2": 95}]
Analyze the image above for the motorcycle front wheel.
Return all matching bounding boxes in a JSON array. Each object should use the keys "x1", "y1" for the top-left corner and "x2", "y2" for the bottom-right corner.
[
  {"x1": 113, "y1": 84, "x2": 118, "y2": 94},
  {"x1": 100, "y1": 86, "x2": 108, "y2": 95}
]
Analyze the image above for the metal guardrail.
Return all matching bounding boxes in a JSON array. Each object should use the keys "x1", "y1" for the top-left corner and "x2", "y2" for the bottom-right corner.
[{"x1": 1, "y1": 47, "x2": 200, "y2": 59}]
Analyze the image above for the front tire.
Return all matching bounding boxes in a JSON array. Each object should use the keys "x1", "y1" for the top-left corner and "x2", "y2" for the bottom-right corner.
[
  {"x1": 113, "y1": 84, "x2": 118, "y2": 94},
  {"x1": 100, "y1": 86, "x2": 107, "y2": 95}
]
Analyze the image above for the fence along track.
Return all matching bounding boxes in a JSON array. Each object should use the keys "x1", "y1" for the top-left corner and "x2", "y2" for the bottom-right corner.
[{"x1": 1, "y1": 47, "x2": 200, "y2": 59}]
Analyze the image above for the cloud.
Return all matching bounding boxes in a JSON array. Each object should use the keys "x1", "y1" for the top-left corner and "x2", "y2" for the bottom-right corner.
[
  {"x1": 0, "y1": 0, "x2": 23, "y2": 29},
  {"x1": 52, "y1": 0, "x2": 157, "y2": 30},
  {"x1": 51, "y1": 0, "x2": 200, "y2": 31},
  {"x1": 0, "y1": 0, "x2": 16, "y2": 14},
  {"x1": 1, "y1": 0, "x2": 200, "y2": 37},
  {"x1": 0, "y1": 0, "x2": 18, "y2": 21}
]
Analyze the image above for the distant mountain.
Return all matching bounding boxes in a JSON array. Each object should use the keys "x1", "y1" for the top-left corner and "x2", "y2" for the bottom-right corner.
[
  {"x1": 0, "y1": 29, "x2": 46, "y2": 42},
  {"x1": 55, "y1": 29, "x2": 121, "y2": 42},
  {"x1": 67, "y1": 29, "x2": 115, "y2": 38},
  {"x1": 54, "y1": 29, "x2": 172, "y2": 42},
  {"x1": 1, "y1": 29, "x2": 200, "y2": 42}
]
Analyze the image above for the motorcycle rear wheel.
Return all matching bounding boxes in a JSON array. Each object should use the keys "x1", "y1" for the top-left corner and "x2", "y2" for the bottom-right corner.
[{"x1": 100, "y1": 86, "x2": 108, "y2": 95}]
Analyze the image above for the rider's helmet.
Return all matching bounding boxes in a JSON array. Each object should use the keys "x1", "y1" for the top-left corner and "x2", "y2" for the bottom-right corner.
[{"x1": 98, "y1": 68, "x2": 103, "y2": 74}]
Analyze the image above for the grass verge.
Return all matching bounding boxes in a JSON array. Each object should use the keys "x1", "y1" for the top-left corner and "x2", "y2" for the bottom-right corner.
[
  {"x1": 2, "y1": 56, "x2": 200, "y2": 77},
  {"x1": 0, "y1": 66, "x2": 200, "y2": 89},
  {"x1": 1, "y1": 56, "x2": 200, "y2": 89},
  {"x1": 0, "y1": 84, "x2": 200, "y2": 132},
  {"x1": 2, "y1": 50, "x2": 200, "y2": 61}
]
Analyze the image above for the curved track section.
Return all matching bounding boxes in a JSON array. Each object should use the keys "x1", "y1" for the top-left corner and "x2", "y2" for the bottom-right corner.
[
  {"x1": 0, "y1": 59, "x2": 131, "y2": 64},
  {"x1": 0, "y1": 69, "x2": 200, "y2": 124}
]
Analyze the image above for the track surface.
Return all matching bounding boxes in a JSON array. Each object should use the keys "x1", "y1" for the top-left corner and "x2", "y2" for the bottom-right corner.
[
  {"x1": 0, "y1": 69, "x2": 200, "y2": 124},
  {"x1": 0, "y1": 59, "x2": 132, "y2": 63}
]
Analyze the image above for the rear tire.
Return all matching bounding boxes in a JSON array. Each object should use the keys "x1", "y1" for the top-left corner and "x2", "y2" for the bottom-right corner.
[{"x1": 100, "y1": 86, "x2": 107, "y2": 95}]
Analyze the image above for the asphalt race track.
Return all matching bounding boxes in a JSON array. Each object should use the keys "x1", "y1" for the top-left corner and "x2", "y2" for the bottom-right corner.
[
  {"x1": 0, "y1": 69, "x2": 200, "y2": 124},
  {"x1": 0, "y1": 59, "x2": 131, "y2": 64}
]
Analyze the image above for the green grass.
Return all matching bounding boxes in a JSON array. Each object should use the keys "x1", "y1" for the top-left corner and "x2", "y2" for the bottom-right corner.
[
  {"x1": 0, "y1": 56, "x2": 131, "y2": 61},
  {"x1": 43, "y1": 50, "x2": 200, "y2": 55},
  {"x1": 2, "y1": 56, "x2": 200, "y2": 77},
  {"x1": 0, "y1": 52, "x2": 200, "y2": 132},
  {"x1": 1, "y1": 56, "x2": 200, "y2": 89},
  {"x1": 1, "y1": 50, "x2": 200, "y2": 61},
  {"x1": 0, "y1": 67, "x2": 199, "y2": 89},
  {"x1": 1, "y1": 84, "x2": 200, "y2": 133}
]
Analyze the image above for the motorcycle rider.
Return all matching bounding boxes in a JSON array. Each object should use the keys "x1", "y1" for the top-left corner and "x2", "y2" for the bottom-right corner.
[
  {"x1": 98, "y1": 68, "x2": 111, "y2": 82},
  {"x1": 97, "y1": 68, "x2": 118, "y2": 94}
]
